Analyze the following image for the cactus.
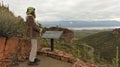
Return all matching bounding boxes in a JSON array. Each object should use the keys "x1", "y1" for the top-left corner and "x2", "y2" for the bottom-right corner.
[
  {"x1": 77, "y1": 48, "x2": 80, "y2": 58},
  {"x1": 112, "y1": 46, "x2": 119, "y2": 67},
  {"x1": 116, "y1": 46, "x2": 119, "y2": 67}
]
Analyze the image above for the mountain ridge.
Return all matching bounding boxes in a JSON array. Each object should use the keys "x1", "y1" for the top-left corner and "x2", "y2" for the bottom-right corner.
[{"x1": 40, "y1": 21, "x2": 120, "y2": 28}]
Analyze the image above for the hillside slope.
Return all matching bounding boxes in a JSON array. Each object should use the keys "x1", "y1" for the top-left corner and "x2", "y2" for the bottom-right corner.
[
  {"x1": 79, "y1": 31, "x2": 120, "y2": 63},
  {"x1": 0, "y1": 4, "x2": 25, "y2": 38}
]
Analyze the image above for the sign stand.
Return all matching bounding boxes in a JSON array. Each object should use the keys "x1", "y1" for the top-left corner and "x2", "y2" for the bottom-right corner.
[
  {"x1": 50, "y1": 38, "x2": 54, "y2": 51},
  {"x1": 42, "y1": 31, "x2": 63, "y2": 51}
]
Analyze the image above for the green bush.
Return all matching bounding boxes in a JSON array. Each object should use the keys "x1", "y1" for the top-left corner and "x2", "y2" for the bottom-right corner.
[{"x1": 0, "y1": 6, "x2": 25, "y2": 38}]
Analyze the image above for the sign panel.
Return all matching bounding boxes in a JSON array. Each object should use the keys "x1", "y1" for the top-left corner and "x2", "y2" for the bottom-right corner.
[{"x1": 42, "y1": 31, "x2": 63, "y2": 39}]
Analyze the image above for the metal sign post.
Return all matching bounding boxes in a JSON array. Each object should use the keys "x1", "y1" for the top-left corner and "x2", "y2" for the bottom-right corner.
[
  {"x1": 42, "y1": 31, "x2": 63, "y2": 51},
  {"x1": 50, "y1": 38, "x2": 54, "y2": 51}
]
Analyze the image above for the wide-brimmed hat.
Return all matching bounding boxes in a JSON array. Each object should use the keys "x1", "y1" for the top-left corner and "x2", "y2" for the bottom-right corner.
[{"x1": 26, "y1": 7, "x2": 35, "y2": 15}]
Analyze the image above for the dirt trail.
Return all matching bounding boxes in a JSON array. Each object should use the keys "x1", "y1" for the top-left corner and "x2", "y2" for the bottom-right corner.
[{"x1": 13, "y1": 55, "x2": 72, "y2": 67}]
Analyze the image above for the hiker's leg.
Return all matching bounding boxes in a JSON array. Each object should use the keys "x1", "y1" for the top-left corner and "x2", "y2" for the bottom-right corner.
[{"x1": 29, "y1": 39, "x2": 37, "y2": 62}]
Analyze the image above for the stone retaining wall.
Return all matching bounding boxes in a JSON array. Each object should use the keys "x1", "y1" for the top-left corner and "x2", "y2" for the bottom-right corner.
[{"x1": 38, "y1": 48, "x2": 98, "y2": 67}]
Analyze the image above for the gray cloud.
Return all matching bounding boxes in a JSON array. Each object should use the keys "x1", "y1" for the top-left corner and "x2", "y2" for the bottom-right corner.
[{"x1": 1, "y1": 0, "x2": 120, "y2": 21}]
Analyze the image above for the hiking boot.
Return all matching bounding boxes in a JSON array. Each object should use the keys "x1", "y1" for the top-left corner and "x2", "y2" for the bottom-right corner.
[
  {"x1": 35, "y1": 58, "x2": 40, "y2": 62},
  {"x1": 28, "y1": 61, "x2": 39, "y2": 65}
]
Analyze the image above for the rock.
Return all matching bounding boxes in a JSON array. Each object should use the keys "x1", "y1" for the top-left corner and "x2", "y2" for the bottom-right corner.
[
  {"x1": 17, "y1": 39, "x2": 31, "y2": 61},
  {"x1": 61, "y1": 56, "x2": 68, "y2": 62},
  {"x1": 46, "y1": 27, "x2": 74, "y2": 43},
  {"x1": 0, "y1": 37, "x2": 6, "y2": 61},
  {"x1": 112, "y1": 28, "x2": 120, "y2": 35},
  {"x1": 0, "y1": 37, "x2": 31, "y2": 66},
  {"x1": 72, "y1": 59, "x2": 98, "y2": 67},
  {"x1": 4, "y1": 37, "x2": 19, "y2": 59},
  {"x1": 62, "y1": 32, "x2": 74, "y2": 43},
  {"x1": 72, "y1": 60, "x2": 89, "y2": 67},
  {"x1": 0, "y1": 37, "x2": 6, "y2": 66}
]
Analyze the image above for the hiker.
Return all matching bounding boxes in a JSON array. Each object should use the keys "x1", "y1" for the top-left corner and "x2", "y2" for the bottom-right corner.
[{"x1": 26, "y1": 7, "x2": 40, "y2": 65}]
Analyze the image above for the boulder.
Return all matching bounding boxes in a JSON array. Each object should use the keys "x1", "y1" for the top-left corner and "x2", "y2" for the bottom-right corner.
[{"x1": 112, "y1": 28, "x2": 120, "y2": 35}]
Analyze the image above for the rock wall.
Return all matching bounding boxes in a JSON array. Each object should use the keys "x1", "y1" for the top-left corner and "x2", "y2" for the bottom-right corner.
[
  {"x1": 38, "y1": 48, "x2": 98, "y2": 67},
  {"x1": 0, "y1": 37, "x2": 31, "y2": 67}
]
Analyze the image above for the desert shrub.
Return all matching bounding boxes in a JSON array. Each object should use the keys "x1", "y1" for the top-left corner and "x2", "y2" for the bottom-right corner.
[{"x1": 0, "y1": 6, "x2": 25, "y2": 38}]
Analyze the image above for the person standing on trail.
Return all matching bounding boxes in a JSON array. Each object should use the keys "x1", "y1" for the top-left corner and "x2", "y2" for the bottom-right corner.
[{"x1": 26, "y1": 7, "x2": 40, "y2": 65}]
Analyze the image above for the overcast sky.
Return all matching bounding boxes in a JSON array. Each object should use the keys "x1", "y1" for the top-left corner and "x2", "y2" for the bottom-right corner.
[{"x1": 1, "y1": 0, "x2": 120, "y2": 21}]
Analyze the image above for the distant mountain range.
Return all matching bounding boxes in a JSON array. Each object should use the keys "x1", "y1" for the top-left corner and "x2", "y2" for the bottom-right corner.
[{"x1": 40, "y1": 21, "x2": 120, "y2": 30}]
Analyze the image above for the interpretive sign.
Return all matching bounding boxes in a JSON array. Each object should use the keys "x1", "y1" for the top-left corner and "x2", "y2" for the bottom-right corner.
[
  {"x1": 42, "y1": 31, "x2": 63, "y2": 51},
  {"x1": 42, "y1": 31, "x2": 63, "y2": 39}
]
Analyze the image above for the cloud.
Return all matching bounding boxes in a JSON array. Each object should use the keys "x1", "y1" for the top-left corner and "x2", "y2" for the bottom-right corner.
[{"x1": 1, "y1": 0, "x2": 120, "y2": 21}]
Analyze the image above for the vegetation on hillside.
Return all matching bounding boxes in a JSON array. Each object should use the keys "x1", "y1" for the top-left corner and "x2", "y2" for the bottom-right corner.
[
  {"x1": 73, "y1": 30, "x2": 106, "y2": 39},
  {"x1": 78, "y1": 31, "x2": 120, "y2": 64},
  {"x1": 40, "y1": 25, "x2": 117, "y2": 66},
  {"x1": 0, "y1": 4, "x2": 25, "y2": 38}
]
